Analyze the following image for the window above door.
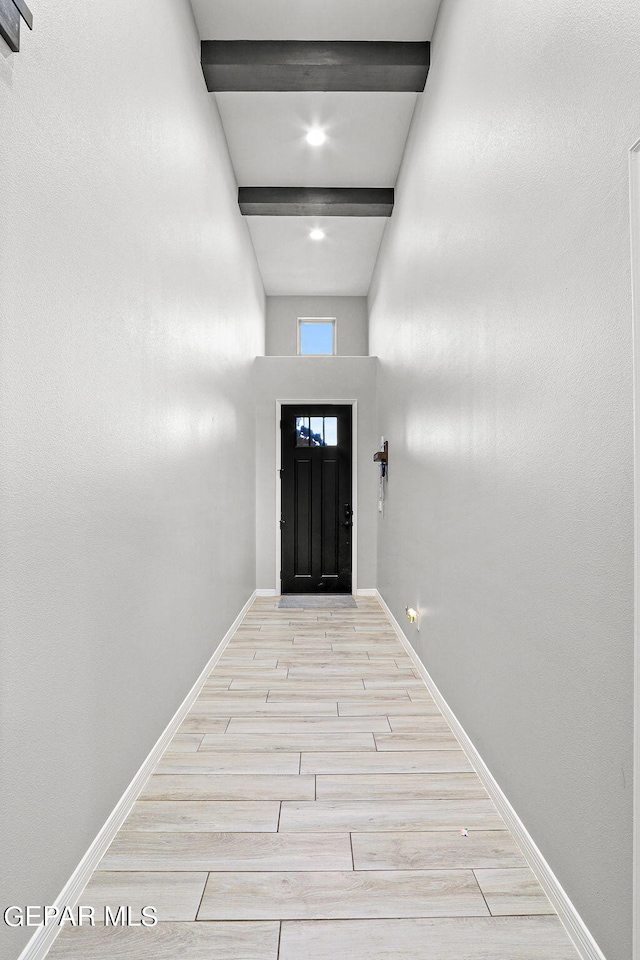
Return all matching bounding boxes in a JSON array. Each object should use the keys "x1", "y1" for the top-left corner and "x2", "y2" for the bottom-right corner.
[{"x1": 298, "y1": 318, "x2": 336, "y2": 356}]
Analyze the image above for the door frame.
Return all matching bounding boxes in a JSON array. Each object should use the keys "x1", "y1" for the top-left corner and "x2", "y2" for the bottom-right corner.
[
  {"x1": 275, "y1": 399, "x2": 358, "y2": 596},
  {"x1": 630, "y1": 137, "x2": 640, "y2": 960}
]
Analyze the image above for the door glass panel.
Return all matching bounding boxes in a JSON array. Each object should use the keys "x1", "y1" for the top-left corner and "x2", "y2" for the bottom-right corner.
[
  {"x1": 296, "y1": 415, "x2": 338, "y2": 447},
  {"x1": 323, "y1": 417, "x2": 338, "y2": 446},
  {"x1": 309, "y1": 417, "x2": 325, "y2": 446},
  {"x1": 296, "y1": 417, "x2": 310, "y2": 446}
]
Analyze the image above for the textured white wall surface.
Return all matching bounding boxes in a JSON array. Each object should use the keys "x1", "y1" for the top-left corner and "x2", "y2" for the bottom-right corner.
[
  {"x1": 0, "y1": 2, "x2": 264, "y2": 956},
  {"x1": 255, "y1": 357, "x2": 378, "y2": 591},
  {"x1": 369, "y1": 2, "x2": 638, "y2": 958},
  {"x1": 266, "y1": 297, "x2": 369, "y2": 356}
]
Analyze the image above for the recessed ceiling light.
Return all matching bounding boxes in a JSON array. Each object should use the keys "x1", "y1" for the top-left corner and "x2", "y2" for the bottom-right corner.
[
  {"x1": 309, "y1": 228, "x2": 325, "y2": 241},
  {"x1": 306, "y1": 128, "x2": 326, "y2": 146}
]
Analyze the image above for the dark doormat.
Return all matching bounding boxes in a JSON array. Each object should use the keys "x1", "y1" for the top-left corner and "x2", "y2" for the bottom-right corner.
[{"x1": 278, "y1": 594, "x2": 357, "y2": 609}]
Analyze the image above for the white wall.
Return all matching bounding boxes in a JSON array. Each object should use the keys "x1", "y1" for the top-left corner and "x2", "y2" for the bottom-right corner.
[
  {"x1": 266, "y1": 296, "x2": 369, "y2": 356},
  {"x1": 0, "y1": 3, "x2": 264, "y2": 957},
  {"x1": 369, "y1": 3, "x2": 638, "y2": 959},
  {"x1": 255, "y1": 357, "x2": 378, "y2": 591}
]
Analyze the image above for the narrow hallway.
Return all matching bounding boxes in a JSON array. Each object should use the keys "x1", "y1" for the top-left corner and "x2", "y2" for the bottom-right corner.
[{"x1": 48, "y1": 597, "x2": 577, "y2": 960}]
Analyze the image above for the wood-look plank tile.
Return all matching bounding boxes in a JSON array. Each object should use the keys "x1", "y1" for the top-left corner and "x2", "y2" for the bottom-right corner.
[
  {"x1": 155, "y1": 752, "x2": 300, "y2": 775},
  {"x1": 278, "y1": 917, "x2": 578, "y2": 960},
  {"x1": 208, "y1": 667, "x2": 289, "y2": 679},
  {"x1": 189, "y1": 700, "x2": 338, "y2": 716},
  {"x1": 253, "y1": 645, "x2": 333, "y2": 655},
  {"x1": 270, "y1": 689, "x2": 411, "y2": 702},
  {"x1": 197, "y1": 870, "x2": 489, "y2": 920},
  {"x1": 473, "y1": 868, "x2": 554, "y2": 915},
  {"x1": 217, "y1": 658, "x2": 278, "y2": 668},
  {"x1": 202, "y1": 677, "x2": 234, "y2": 688},
  {"x1": 279, "y1": 799, "x2": 505, "y2": 832},
  {"x1": 319, "y1": 615, "x2": 384, "y2": 622},
  {"x1": 52, "y1": 597, "x2": 557, "y2": 960},
  {"x1": 231, "y1": 681, "x2": 366, "y2": 695},
  {"x1": 289, "y1": 645, "x2": 400, "y2": 664},
  {"x1": 230, "y1": 632, "x2": 294, "y2": 637},
  {"x1": 375, "y1": 733, "x2": 462, "y2": 751},
  {"x1": 217, "y1": 649, "x2": 260, "y2": 659},
  {"x1": 140, "y1": 775, "x2": 315, "y2": 801},
  {"x1": 352, "y1": 832, "x2": 528, "y2": 870},
  {"x1": 164, "y1": 734, "x2": 203, "y2": 753},
  {"x1": 232, "y1": 636, "x2": 294, "y2": 643},
  {"x1": 200, "y1": 733, "x2": 377, "y2": 752},
  {"x1": 274, "y1": 654, "x2": 374, "y2": 663},
  {"x1": 408, "y1": 687, "x2": 436, "y2": 700},
  {"x1": 361, "y1": 656, "x2": 410, "y2": 663},
  {"x1": 80, "y1": 871, "x2": 207, "y2": 921},
  {"x1": 287, "y1": 659, "x2": 408, "y2": 667},
  {"x1": 330, "y1": 639, "x2": 403, "y2": 647},
  {"x1": 338, "y1": 700, "x2": 442, "y2": 715},
  {"x1": 257, "y1": 644, "x2": 348, "y2": 667},
  {"x1": 230, "y1": 636, "x2": 292, "y2": 643},
  {"x1": 363, "y1": 678, "x2": 428, "y2": 689},
  {"x1": 178, "y1": 717, "x2": 229, "y2": 734},
  {"x1": 249, "y1": 639, "x2": 331, "y2": 646},
  {"x1": 101, "y1": 832, "x2": 352, "y2": 872},
  {"x1": 316, "y1": 773, "x2": 487, "y2": 801},
  {"x1": 226, "y1": 717, "x2": 391, "y2": 734},
  {"x1": 300, "y1": 751, "x2": 473, "y2": 775},
  {"x1": 198, "y1": 688, "x2": 272, "y2": 700},
  {"x1": 324, "y1": 638, "x2": 395, "y2": 644},
  {"x1": 243, "y1": 621, "x2": 291, "y2": 626},
  {"x1": 344, "y1": 636, "x2": 399, "y2": 643},
  {"x1": 232, "y1": 624, "x2": 279, "y2": 637},
  {"x1": 331, "y1": 644, "x2": 404, "y2": 655},
  {"x1": 48, "y1": 922, "x2": 280, "y2": 960},
  {"x1": 389, "y1": 715, "x2": 460, "y2": 732},
  {"x1": 287, "y1": 667, "x2": 417, "y2": 680},
  {"x1": 123, "y1": 800, "x2": 280, "y2": 833},
  {"x1": 290, "y1": 640, "x2": 334, "y2": 648}
]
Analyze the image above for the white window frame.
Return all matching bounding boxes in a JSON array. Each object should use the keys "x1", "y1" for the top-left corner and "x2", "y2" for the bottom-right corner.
[{"x1": 297, "y1": 317, "x2": 337, "y2": 356}]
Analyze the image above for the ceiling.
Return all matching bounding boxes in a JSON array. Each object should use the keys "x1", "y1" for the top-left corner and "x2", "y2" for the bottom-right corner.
[
  {"x1": 190, "y1": 1, "x2": 440, "y2": 42},
  {"x1": 214, "y1": 92, "x2": 418, "y2": 189},
  {"x1": 246, "y1": 217, "x2": 389, "y2": 297},
  {"x1": 191, "y1": 0, "x2": 442, "y2": 296}
]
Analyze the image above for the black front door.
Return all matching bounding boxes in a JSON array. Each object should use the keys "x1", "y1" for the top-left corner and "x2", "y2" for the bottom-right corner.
[{"x1": 280, "y1": 405, "x2": 353, "y2": 594}]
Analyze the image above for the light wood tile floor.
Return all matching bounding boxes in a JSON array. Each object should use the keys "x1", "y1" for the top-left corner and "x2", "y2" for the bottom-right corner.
[{"x1": 47, "y1": 596, "x2": 578, "y2": 960}]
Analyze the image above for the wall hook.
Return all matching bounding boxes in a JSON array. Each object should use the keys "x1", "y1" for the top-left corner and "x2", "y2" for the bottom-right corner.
[{"x1": 373, "y1": 440, "x2": 388, "y2": 478}]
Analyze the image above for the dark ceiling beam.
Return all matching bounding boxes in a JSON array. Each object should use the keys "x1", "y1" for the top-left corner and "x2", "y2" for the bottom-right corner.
[
  {"x1": 0, "y1": 0, "x2": 18, "y2": 51},
  {"x1": 0, "y1": 0, "x2": 33, "y2": 52},
  {"x1": 238, "y1": 187, "x2": 394, "y2": 217},
  {"x1": 201, "y1": 41, "x2": 429, "y2": 93}
]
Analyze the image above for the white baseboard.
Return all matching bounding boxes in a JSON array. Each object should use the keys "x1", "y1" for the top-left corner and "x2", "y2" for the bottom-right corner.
[
  {"x1": 356, "y1": 588, "x2": 377, "y2": 596},
  {"x1": 255, "y1": 588, "x2": 277, "y2": 597},
  {"x1": 374, "y1": 589, "x2": 606, "y2": 960},
  {"x1": 16, "y1": 590, "x2": 258, "y2": 960}
]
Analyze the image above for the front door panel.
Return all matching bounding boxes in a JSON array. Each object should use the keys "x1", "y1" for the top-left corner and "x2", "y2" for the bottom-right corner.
[{"x1": 281, "y1": 404, "x2": 352, "y2": 594}]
